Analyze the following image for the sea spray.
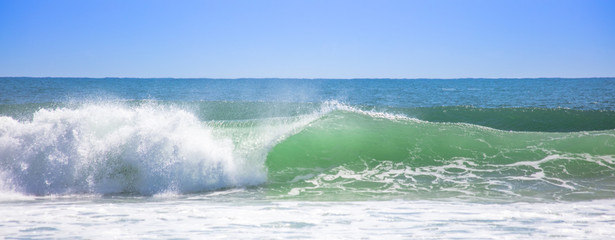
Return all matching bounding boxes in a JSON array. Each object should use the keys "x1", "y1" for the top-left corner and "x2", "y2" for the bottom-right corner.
[
  {"x1": 0, "y1": 101, "x2": 347, "y2": 196},
  {"x1": 0, "y1": 103, "x2": 242, "y2": 195}
]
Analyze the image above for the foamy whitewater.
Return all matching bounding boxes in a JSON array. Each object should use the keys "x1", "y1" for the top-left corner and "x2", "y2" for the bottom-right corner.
[{"x1": 1, "y1": 78, "x2": 615, "y2": 239}]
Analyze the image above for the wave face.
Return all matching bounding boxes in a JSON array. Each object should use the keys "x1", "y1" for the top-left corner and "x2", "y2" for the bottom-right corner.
[
  {"x1": 266, "y1": 109, "x2": 615, "y2": 201},
  {"x1": 1, "y1": 100, "x2": 615, "y2": 201}
]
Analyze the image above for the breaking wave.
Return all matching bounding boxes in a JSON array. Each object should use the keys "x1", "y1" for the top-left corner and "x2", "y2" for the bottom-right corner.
[{"x1": 1, "y1": 100, "x2": 614, "y2": 201}]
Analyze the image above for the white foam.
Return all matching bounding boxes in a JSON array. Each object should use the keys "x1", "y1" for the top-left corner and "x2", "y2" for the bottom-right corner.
[
  {"x1": 3, "y1": 198, "x2": 615, "y2": 239},
  {"x1": 319, "y1": 100, "x2": 422, "y2": 122},
  {"x1": 0, "y1": 102, "x2": 325, "y2": 196}
]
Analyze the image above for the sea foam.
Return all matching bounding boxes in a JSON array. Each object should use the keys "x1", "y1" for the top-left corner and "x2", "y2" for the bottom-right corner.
[
  {"x1": 0, "y1": 100, "x2": 346, "y2": 196},
  {"x1": 0, "y1": 103, "x2": 260, "y2": 195}
]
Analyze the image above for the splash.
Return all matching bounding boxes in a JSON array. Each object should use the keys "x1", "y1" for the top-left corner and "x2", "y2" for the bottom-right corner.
[{"x1": 0, "y1": 101, "x2": 326, "y2": 196}]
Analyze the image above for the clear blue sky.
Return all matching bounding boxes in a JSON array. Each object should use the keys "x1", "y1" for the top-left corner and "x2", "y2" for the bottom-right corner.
[{"x1": 1, "y1": 0, "x2": 614, "y2": 78}]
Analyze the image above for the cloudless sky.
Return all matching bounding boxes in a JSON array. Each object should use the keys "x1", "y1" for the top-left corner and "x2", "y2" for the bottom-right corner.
[{"x1": 1, "y1": 0, "x2": 614, "y2": 78}]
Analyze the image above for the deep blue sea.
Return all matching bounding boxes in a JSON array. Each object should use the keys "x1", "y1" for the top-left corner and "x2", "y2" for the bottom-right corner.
[{"x1": 1, "y1": 77, "x2": 614, "y2": 239}]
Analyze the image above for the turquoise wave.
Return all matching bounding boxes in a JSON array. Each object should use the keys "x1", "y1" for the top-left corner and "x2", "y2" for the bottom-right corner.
[
  {"x1": 266, "y1": 110, "x2": 615, "y2": 201},
  {"x1": 1, "y1": 101, "x2": 614, "y2": 201}
]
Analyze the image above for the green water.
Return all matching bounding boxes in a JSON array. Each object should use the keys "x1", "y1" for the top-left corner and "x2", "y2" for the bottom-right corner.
[{"x1": 266, "y1": 111, "x2": 615, "y2": 201}]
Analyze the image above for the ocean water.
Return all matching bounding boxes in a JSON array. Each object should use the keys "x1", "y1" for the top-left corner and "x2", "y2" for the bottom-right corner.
[{"x1": 1, "y1": 77, "x2": 614, "y2": 239}]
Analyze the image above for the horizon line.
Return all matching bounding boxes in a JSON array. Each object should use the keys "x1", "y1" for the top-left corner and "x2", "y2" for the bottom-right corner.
[{"x1": 2, "y1": 76, "x2": 614, "y2": 80}]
